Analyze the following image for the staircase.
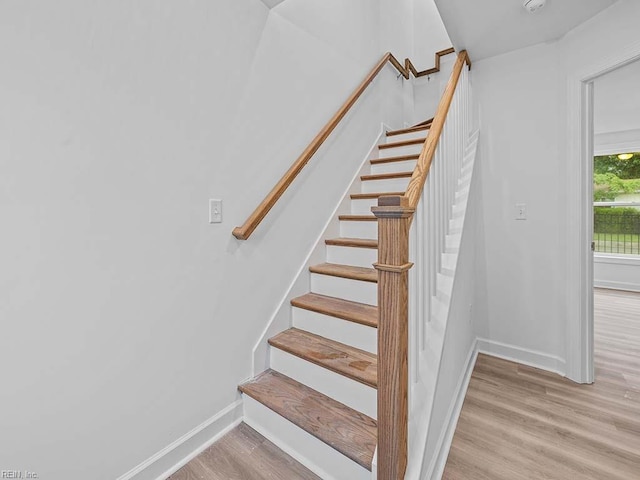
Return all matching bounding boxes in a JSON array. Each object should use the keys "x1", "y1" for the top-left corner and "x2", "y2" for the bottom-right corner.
[
  {"x1": 235, "y1": 50, "x2": 474, "y2": 480},
  {"x1": 239, "y1": 124, "x2": 428, "y2": 480}
]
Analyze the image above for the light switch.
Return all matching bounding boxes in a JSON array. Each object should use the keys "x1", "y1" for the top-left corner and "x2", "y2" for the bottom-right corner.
[
  {"x1": 209, "y1": 199, "x2": 222, "y2": 223},
  {"x1": 515, "y1": 203, "x2": 527, "y2": 220}
]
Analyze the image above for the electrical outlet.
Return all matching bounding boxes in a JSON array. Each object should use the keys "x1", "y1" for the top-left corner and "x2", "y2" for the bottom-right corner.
[
  {"x1": 209, "y1": 199, "x2": 222, "y2": 223},
  {"x1": 515, "y1": 203, "x2": 527, "y2": 220}
]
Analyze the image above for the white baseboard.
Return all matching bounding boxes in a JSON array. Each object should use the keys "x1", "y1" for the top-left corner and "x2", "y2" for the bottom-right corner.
[
  {"x1": 115, "y1": 400, "x2": 243, "y2": 480},
  {"x1": 476, "y1": 338, "x2": 566, "y2": 377},
  {"x1": 426, "y1": 339, "x2": 478, "y2": 480},
  {"x1": 594, "y1": 279, "x2": 640, "y2": 293}
]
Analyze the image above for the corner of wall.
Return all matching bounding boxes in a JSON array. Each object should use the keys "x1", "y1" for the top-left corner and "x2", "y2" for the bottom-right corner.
[{"x1": 117, "y1": 401, "x2": 243, "y2": 480}]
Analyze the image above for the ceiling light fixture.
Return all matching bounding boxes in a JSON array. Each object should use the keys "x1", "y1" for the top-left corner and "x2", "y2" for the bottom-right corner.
[
  {"x1": 523, "y1": 0, "x2": 547, "y2": 13},
  {"x1": 618, "y1": 153, "x2": 634, "y2": 160}
]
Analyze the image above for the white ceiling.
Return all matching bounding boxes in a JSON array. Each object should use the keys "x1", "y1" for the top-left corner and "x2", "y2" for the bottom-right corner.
[
  {"x1": 594, "y1": 59, "x2": 640, "y2": 135},
  {"x1": 434, "y1": 0, "x2": 618, "y2": 61}
]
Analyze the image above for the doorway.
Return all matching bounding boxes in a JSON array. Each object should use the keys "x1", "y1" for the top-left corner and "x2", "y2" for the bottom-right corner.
[{"x1": 572, "y1": 54, "x2": 640, "y2": 384}]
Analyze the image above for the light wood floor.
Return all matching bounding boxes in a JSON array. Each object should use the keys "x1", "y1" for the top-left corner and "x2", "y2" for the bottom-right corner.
[
  {"x1": 443, "y1": 288, "x2": 640, "y2": 479},
  {"x1": 168, "y1": 422, "x2": 320, "y2": 480}
]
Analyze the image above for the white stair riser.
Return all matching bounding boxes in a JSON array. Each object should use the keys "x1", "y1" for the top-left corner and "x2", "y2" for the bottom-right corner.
[
  {"x1": 455, "y1": 187, "x2": 469, "y2": 200},
  {"x1": 292, "y1": 308, "x2": 377, "y2": 354},
  {"x1": 448, "y1": 218, "x2": 463, "y2": 235},
  {"x1": 311, "y1": 273, "x2": 378, "y2": 306},
  {"x1": 425, "y1": 322, "x2": 445, "y2": 350},
  {"x1": 340, "y1": 220, "x2": 378, "y2": 240},
  {"x1": 445, "y1": 233, "x2": 461, "y2": 254},
  {"x1": 452, "y1": 204, "x2": 464, "y2": 218},
  {"x1": 384, "y1": 129, "x2": 429, "y2": 142},
  {"x1": 458, "y1": 171, "x2": 472, "y2": 185},
  {"x1": 437, "y1": 272, "x2": 453, "y2": 297},
  {"x1": 430, "y1": 296, "x2": 449, "y2": 326},
  {"x1": 326, "y1": 245, "x2": 377, "y2": 269},
  {"x1": 441, "y1": 253, "x2": 456, "y2": 275},
  {"x1": 370, "y1": 159, "x2": 417, "y2": 175},
  {"x1": 243, "y1": 397, "x2": 372, "y2": 480},
  {"x1": 270, "y1": 348, "x2": 377, "y2": 419},
  {"x1": 377, "y1": 143, "x2": 423, "y2": 158},
  {"x1": 361, "y1": 177, "x2": 410, "y2": 193},
  {"x1": 351, "y1": 198, "x2": 378, "y2": 215}
]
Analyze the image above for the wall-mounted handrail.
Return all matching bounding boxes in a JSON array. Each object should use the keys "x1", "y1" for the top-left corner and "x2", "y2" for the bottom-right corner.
[
  {"x1": 405, "y1": 47, "x2": 455, "y2": 78},
  {"x1": 232, "y1": 49, "x2": 456, "y2": 240},
  {"x1": 372, "y1": 49, "x2": 471, "y2": 480}
]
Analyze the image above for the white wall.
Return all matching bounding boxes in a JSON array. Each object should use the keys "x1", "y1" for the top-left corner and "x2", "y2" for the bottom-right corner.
[
  {"x1": 379, "y1": 0, "x2": 453, "y2": 127},
  {"x1": 594, "y1": 59, "x2": 640, "y2": 135},
  {"x1": 412, "y1": 0, "x2": 451, "y2": 64},
  {"x1": 471, "y1": 0, "x2": 640, "y2": 376},
  {"x1": 472, "y1": 42, "x2": 566, "y2": 364},
  {"x1": 593, "y1": 58, "x2": 640, "y2": 155},
  {"x1": 0, "y1": 1, "x2": 412, "y2": 478}
]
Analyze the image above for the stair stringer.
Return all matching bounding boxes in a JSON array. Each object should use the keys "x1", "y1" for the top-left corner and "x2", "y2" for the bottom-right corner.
[
  {"x1": 405, "y1": 130, "x2": 480, "y2": 480},
  {"x1": 250, "y1": 125, "x2": 388, "y2": 377}
]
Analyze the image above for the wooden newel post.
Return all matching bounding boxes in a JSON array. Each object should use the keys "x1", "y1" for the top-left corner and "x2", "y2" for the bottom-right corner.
[{"x1": 372, "y1": 195, "x2": 414, "y2": 480}]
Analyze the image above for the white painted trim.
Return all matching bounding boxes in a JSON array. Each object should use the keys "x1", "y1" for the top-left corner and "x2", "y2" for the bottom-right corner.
[
  {"x1": 476, "y1": 338, "x2": 566, "y2": 377},
  {"x1": 371, "y1": 447, "x2": 378, "y2": 480},
  {"x1": 594, "y1": 254, "x2": 640, "y2": 266},
  {"x1": 115, "y1": 400, "x2": 243, "y2": 480},
  {"x1": 426, "y1": 340, "x2": 478, "y2": 480},
  {"x1": 251, "y1": 125, "x2": 387, "y2": 375},
  {"x1": 593, "y1": 279, "x2": 640, "y2": 293},
  {"x1": 566, "y1": 38, "x2": 640, "y2": 384}
]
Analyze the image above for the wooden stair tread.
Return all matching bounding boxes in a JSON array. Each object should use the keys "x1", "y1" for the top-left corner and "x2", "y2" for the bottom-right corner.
[
  {"x1": 239, "y1": 369, "x2": 377, "y2": 470},
  {"x1": 291, "y1": 293, "x2": 378, "y2": 328},
  {"x1": 386, "y1": 124, "x2": 430, "y2": 137},
  {"x1": 350, "y1": 191, "x2": 405, "y2": 200},
  {"x1": 370, "y1": 154, "x2": 419, "y2": 165},
  {"x1": 325, "y1": 238, "x2": 378, "y2": 249},
  {"x1": 338, "y1": 215, "x2": 377, "y2": 222},
  {"x1": 309, "y1": 262, "x2": 377, "y2": 282},
  {"x1": 361, "y1": 171, "x2": 413, "y2": 181},
  {"x1": 268, "y1": 328, "x2": 378, "y2": 388},
  {"x1": 378, "y1": 137, "x2": 426, "y2": 149}
]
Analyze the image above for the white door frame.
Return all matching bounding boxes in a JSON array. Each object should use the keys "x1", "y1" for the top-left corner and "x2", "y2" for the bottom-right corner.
[{"x1": 566, "y1": 44, "x2": 640, "y2": 384}]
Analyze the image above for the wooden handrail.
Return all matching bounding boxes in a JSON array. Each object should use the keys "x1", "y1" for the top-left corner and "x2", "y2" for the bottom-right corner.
[
  {"x1": 373, "y1": 49, "x2": 470, "y2": 480},
  {"x1": 232, "y1": 49, "x2": 455, "y2": 240},
  {"x1": 405, "y1": 47, "x2": 455, "y2": 78},
  {"x1": 388, "y1": 50, "x2": 471, "y2": 212}
]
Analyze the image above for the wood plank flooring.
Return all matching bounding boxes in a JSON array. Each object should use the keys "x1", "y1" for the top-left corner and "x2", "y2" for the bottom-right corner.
[
  {"x1": 443, "y1": 288, "x2": 640, "y2": 480},
  {"x1": 168, "y1": 422, "x2": 320, "y2": 480}
]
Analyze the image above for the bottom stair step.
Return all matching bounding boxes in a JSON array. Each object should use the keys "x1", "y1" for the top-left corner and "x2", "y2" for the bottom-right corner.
[{"x1": 239, "y1": 369, "x2": 377, "y2": 471}]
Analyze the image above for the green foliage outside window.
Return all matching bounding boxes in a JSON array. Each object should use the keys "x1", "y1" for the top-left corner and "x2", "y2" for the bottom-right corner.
[{"x1": 593, "y1": 153, "x2": 640, "y2": 201}]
